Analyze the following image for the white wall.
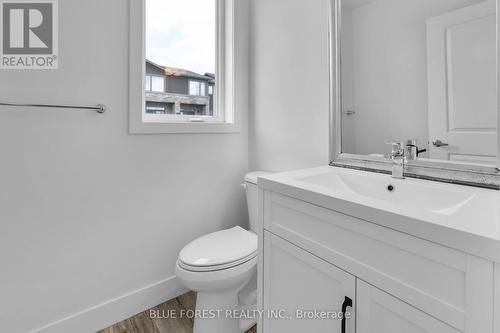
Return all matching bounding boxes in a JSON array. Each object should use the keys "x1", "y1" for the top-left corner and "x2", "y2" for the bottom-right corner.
[
  {"x1": 249, "y1": 0, "x2": 331, "y2": 172},
  {"x1": 342, "y1": 0, "x2": 484, "y2": 155},
  {"x1": 0, "y1": 1, "x2": 248, "y2": 332}
]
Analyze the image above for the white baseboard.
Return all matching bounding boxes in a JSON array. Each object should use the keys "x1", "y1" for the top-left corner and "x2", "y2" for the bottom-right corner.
[{"x1": 29, "y1": 276, "x2": 188, "y2": 333}]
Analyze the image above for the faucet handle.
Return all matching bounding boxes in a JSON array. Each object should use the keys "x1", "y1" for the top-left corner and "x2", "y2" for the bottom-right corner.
[
  {"x1": 404, "y1": 139, "x2": 427, "y2": 160},
  {"x1": 385, "y1": 141, "x2": 404, "y2": 152},
  {"x1": 384, "y1": 142, "x2": 406, "y2": 161}
]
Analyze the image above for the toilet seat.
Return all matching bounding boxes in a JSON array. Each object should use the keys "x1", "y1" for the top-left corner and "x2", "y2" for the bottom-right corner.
[
  {"x1": 178, "y1": 252, "x2": 257, "y2": 272},
  {"x1": 178, "y1": 226, "x2": 257, "y2": 272}
]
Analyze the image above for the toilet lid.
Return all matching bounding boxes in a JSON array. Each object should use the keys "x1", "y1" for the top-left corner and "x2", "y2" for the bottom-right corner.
[{"x1": 179, "y1": 226, "x2": 257, "y2": 270}]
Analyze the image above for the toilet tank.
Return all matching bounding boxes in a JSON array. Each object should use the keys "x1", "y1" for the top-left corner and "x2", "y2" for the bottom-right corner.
[{"x1": 244, "y1": 172, "x2": 270, "y2": 233}]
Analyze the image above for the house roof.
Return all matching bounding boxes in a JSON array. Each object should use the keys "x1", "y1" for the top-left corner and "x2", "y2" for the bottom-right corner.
[
  {"x1": 146, "y1": 59, "x2": 211, "y2": 81},
  {"x1": 204, "y1": 72, "x2": 215, "y2": 84}
]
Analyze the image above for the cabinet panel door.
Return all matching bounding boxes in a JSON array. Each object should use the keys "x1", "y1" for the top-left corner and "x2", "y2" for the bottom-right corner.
[
  {"x1": 357, "y1": 280, "x2": 461, "y2": 333},
  {"x1": 262, "y1": 231, "x2": 355, "y2": 333}
]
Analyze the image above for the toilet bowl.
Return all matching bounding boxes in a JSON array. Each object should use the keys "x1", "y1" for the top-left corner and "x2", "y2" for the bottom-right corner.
[{"x1": 175, "y1": 172, "x2": 268, "y2": 333}]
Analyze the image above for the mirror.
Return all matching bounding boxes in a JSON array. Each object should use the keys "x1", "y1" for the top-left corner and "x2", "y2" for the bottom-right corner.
[{"x1": 338, "y1": 0, "x2": 498, "y2": 168}]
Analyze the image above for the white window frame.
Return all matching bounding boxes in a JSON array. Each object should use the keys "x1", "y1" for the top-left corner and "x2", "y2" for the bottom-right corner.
[{"x1": 129, "y1": 0, "x2": 247, "y2": 134}]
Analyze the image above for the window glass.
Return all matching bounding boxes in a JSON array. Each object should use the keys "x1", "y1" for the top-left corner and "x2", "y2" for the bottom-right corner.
[
  {"x1": 151, "y1": 76, "x2": 165, "y2": 92},
  {"x1": 189, "y1": 81, "x2": 201, "y2": 96},
  {"x1": 144, "y1": 0, "x2": 217, "y2": 121},
  {"x1": 146, "y1": 105, "x2": 166, "y2": 114}
]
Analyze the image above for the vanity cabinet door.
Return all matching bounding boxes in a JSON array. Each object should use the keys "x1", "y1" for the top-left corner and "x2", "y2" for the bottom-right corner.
[
  {"x1": 356, "y1": 280, "x2": 461, "y2": 333},
  {"x1": 262, "y1": 231, "x2": 355, "y2": 333}
]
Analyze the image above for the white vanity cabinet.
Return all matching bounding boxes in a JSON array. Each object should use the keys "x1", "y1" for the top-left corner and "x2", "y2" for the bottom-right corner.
[
  {"x1": 259, "y1": 189, "x2": 497, "y2": 333},
  {"x1": 263, "y1": 232, "x2": 355, "y2": 333}
]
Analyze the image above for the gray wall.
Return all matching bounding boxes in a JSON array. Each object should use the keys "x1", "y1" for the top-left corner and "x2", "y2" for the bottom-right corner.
[
  {"x1": 0, "y1": 1, "x2": 248, "y2": 332},
  {"x1": 249, "y1": 0, "x2": 331, "y2": 172}
]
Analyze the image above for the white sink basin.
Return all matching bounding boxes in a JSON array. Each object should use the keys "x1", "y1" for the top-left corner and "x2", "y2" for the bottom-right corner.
[
  {"x1": 259, "y1": 166, "x2": 500, "y2": 243},
  {"x1": 298, "y1": 169, "x2": 477, "y2": 215}
]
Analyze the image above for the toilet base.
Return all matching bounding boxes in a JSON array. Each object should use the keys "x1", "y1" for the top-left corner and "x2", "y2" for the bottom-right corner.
[
  {"x1": 175, "y1": 249, "x2": 258, "y2": 332},
  {"x1": 193, "y1": 290, "x2": 241, "y2": 333}
]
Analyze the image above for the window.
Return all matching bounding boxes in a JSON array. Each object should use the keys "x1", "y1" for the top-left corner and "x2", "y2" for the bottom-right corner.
[
  {"x1": 151, "y1": 76, "x2": 165, "y2": 92},
  {"x1": 145, "y1": 75, "x2": 165, "y2": 92},
  {"x1": 179, "y1": 103, "x2": 207, "y2": 115},
  {"x1": 145, "y1": 0, "x2": 215, "y2": 122},
  {"x1": 146, "y1": 102, "x2": 175, "y2": 114},
  {"x1": 129, "y1": 0, "x2": 242, "y2": 133},
  {"x1": 189, "y1": 81, "x2": 201, "y2": 96},
  {"x1": 188, "y1": 81, "x2": 207, "y2": 96},
  {"x1": 146, "y1": 105, "x2": 166, "y2": 114}
]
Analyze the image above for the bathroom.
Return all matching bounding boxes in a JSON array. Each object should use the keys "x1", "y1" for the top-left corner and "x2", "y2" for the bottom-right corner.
[{"x1": 0, "y1": 0, "x2": 498, "y2": 332}]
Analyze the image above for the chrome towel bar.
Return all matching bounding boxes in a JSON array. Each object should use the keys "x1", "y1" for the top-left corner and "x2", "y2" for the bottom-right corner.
[{"x1": 0, "y1": 102, "x2": 107, "y2": 113}]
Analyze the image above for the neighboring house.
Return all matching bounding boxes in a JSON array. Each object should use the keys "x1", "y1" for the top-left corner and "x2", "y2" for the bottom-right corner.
[{"x1": 145, "y1": 60, "x2": 215, "y2": 116}]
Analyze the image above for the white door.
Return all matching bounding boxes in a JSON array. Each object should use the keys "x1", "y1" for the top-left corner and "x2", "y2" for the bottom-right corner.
[
  {"x1": 356, "y1": 280, "x2": 461, "y2": 333},
  {"x1": 427, "y1": 0, "x2": 497, "y2": 165},
  {"x1": 262, "y1": 232, "x2": 355, "y2": 333}
]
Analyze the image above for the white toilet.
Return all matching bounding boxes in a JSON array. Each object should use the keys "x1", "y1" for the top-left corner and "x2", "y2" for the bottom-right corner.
[{"x1": 175, "y1": 172, "x2": 268, "y2": 333}]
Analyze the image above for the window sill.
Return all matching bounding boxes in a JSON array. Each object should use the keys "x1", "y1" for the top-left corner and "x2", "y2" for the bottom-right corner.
[{"x1": 129, "y1": 121, "x2": 240, "y2": 134}]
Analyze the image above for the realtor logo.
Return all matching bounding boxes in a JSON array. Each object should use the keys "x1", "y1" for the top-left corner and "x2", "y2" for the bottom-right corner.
[{"x1": 0, "y1": 0, "x2": 58, "y2": 69}]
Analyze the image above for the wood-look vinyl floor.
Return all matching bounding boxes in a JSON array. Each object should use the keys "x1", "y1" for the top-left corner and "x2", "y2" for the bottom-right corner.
[{"x1": 97, "y1": 292, "x2": 257, "y2": 333}]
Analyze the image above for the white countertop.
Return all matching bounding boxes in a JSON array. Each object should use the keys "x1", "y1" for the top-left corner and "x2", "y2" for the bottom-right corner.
[{"x1": 259, "y1": 166, "x2": 500, "y2": 263}]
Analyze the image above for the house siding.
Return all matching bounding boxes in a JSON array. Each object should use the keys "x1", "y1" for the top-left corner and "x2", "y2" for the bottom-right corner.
[{"x1": 145, "y1": 61, "x2": 213, "y2": 116}]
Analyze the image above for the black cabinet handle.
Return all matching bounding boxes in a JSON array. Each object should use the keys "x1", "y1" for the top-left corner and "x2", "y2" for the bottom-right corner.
[{"x1": 341, "y1": 296, "x2": 353, "y2": 333}]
